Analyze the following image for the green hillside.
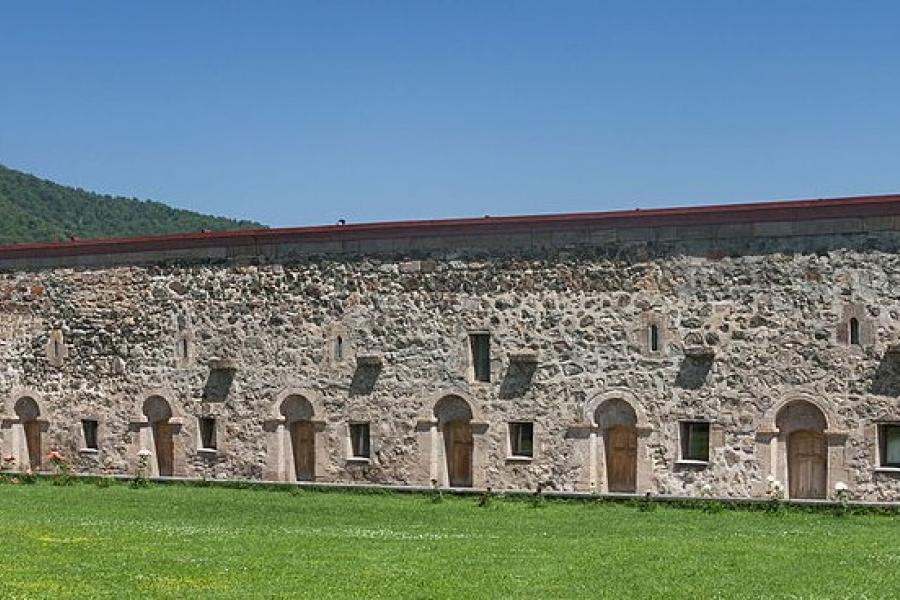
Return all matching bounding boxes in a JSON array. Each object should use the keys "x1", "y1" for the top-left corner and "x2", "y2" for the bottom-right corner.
[{"x1": 0, "y1": 164, "x2": 263, "y2": 244}]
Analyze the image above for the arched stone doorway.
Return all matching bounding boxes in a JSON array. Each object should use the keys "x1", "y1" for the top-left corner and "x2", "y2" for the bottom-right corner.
[
  {"x1": 14, "y1": 396, "x2": 44, "y2": 471},
  {"x1": 777, "y1": 400, "x2": 827, "y2": 499},
  {"x1": 282, "y1": 395, "x2": 316, "y2": 481},
  {"x1": 578, "y1": 390, "x2": 653, "y2": 494},
  {"x1": 417, "y1": 392, "x2": 487, "y2": 488},
  {"x1": 264, "y1": 390, "x2": 326, "y2": 482},
  {"x1": 435, "y1": 395, "x2": 474, "y2": 487},
  {"x1": 597, "y1": 399, "x2": 638, "y2": 492},
  {"x1": 143, "y1": 396, "x2": 176, "y2": 477},
  {"x1": 758, "y1": 396, "x2": 847, "y2": 500},
  {"x1": 130, "y1": 391, "x2": 183, "y2": 478}
]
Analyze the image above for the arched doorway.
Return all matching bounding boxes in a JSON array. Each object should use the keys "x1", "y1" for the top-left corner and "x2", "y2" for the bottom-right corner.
[
  {"x1": 596, "y1": 399, "x2": 638, "y2": 492},
  {"x1": 281, "y1": 395, "x2": 316, "y2": 481},
  {"x1": 143, "y1": 396, "x2": 175, "y2": 477},
  {"x1": 435, "y1": 395, "x2": 474, "y2": 488},
  {"x1": 776, "y1": 400, "x2": 827, "y2": 499},
  {"x1": 15, "y1": 397, "x2": 42, "y2": 471}
]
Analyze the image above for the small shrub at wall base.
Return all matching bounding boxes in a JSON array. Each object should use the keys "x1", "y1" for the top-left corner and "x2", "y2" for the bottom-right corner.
[
  {"x1": 48, "y1": 450, "x2": 73, "y2": 486},
  {"x1": 477, "y1": 487, "x2": 493, "y2": 508},
  {"x1": 131, "y1": 450, "x2": 151, "y2": 489}
]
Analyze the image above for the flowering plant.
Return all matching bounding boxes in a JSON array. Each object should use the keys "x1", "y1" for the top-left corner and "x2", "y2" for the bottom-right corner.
[
  {"x1": 834, "y1": 481, "x2": 851, "y2": 516},
  {"x1": 2, "y1": 455, "x2": 16, "y2": 471},
  {"x1": 48, "y1": 450, "x2": 72, "y2": 485},
  {"x1": 765, "y1": 475, "x2": 784, "y2": 512}
]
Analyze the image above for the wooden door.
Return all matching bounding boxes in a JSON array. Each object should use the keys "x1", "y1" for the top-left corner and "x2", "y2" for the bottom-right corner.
[
  {"x1": 153, "y1": 422, "x2": 175, "y2": 477},
  {"x1": 445, "y1": 421, "x2": 473, "y2": 487},
  {"x1": 24, "y1": 422, "x2": 41, "y2": 470},
  {"x1": 291, "y1": 420, "x2": 316, "y2": 481},
  {"x1": 606, "y1": 425, "x2": 637, "y2": 492},
  {"x1": 788, "y1": 430, "x2": 826, "y2": 499}
]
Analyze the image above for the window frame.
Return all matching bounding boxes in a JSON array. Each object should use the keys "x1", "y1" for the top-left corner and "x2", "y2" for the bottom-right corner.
[
  {"x1": 879, "y1": 423, "x2": 900, "y2": 468},
  {"x1": 679, "y1": 420, "x2": 710, "y2": 463},
  {"x1": 649, "y1": 324, "x2": 660, "y2": 353},
  {"x1": 849, "y1": 317, "x2": 861, "y2": 346},
  {"x1": 469, "y1": 333, "x2": 491, "y2": 383},
  {"x1": 198, "y1": 416, "x2": 217, "y2": 451},
  {"x1": 508, "y1": 421, "x2": 534, "y2": 460},
  {"x1": 349, "y1": 422, "x2": 371, "y2": 460},
  {"x1": 81, "y1": 418, "x2": 99, "y2": 451}
]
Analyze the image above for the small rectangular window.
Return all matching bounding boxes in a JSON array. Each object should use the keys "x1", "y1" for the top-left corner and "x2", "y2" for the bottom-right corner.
[
  {"x1": 880, "y1": 424, "x2": 900, "y2": 468},
  {"x1": 849, "y1": 318, "x2": 861, "y2": 345},
  {"x1": 199, "y1": 417, "x2": 217, "y2": 450},
  {"x1": 350, "y1": 423, "x2": 370, "y2": 459},
  {"x1": 81, "y1": 419, "x2": 98, "y2": 450},
  {"x1": 680, "y1": 421, "x2": 710, "y2": 462},
  {"x1": 649, "y1": 324, "x2": 660, "y2": 352},
  {"x1": 470, "y1": 333, "x2": 491, "y2": 382},
  {"x1": 509, "y1": 422, "x2": 534, "y2": 458}
]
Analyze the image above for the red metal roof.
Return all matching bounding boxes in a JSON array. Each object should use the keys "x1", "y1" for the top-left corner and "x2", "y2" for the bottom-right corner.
[{"x1": 1, "y1": 193, "x2": 899, "y2": 259}]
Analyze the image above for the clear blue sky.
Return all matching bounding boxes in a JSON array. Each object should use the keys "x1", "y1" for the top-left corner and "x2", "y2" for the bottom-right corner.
[{"x1": 2, "y1": 2, "x2": 899, "y2": 227}]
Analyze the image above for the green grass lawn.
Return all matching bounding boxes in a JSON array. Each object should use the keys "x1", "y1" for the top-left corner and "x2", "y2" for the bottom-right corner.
[{"x1": 0, "y1": 482, "x2": 897, "y2": 599}]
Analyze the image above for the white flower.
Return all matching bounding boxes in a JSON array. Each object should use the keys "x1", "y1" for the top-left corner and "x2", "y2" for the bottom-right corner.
[
  {"x1": 835, "y1": 481, "x2": 848, "y2": 491},
  {"x1": 766, "y1": 475, "x2": 775, "y2": 483},
  {"x1": 138, "y1": 448, "x2": 152, "y2": 457}
]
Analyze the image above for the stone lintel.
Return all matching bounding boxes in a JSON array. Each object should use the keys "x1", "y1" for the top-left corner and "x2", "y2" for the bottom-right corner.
[
  {"x1": 356, "y1": 353, "x2": 384, "y2": 367},
  {"x1": 684, "y1": 345, "x2": 716, "y2": 359},
  {"x1": 209, "y1": 358, "x2": 239, "y2": 371},
  {"x1": 509, "y1": 350, "x2": 540, "y2": 364}
]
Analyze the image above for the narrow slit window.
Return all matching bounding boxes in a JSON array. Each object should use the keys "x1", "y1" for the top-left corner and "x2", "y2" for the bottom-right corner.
[
  {"x1": 849, "y1": 318, "x2": 861, "y2": 346},
  {"x1": 470, "y1": 333, "x2": 491, "y2": 382},
  {"x1": 81, "y1": 419, "x2": 99, "y2": 450},
  {"x1": 335, "y1": 335, "x2": 344, "y2": 361},
  {"x1": 649, "y1": 324, "x2": 660, "y2": 352},
  {"x1": 199, "y1": 417, "x2": 217, "y2": 450},
  {"x1": 180, "y1": 336, "x2": 190, "y2": 359},
  {"x1": 880, "y1": 424, "x2": 900, "y2": 468},
  {"x1": 680, "y1": 421, "x2": 710, "y2": 462},
  {"x1": 350, "y1": 423, "x2": 370, "y2": 459},
  {"x1": 509, "y1": 422, "x2": 534, "y2": 458}
]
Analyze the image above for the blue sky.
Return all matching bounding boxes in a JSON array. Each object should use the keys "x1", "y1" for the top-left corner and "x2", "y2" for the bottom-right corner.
[{"x1": 2, "y1": 2, "x2": 899, "y2": 227}]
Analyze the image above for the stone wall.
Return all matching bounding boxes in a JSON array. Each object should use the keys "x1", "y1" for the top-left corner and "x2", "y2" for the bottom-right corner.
[{"x1": 1, "y1": 231, "x2": 900, "y2": 501}]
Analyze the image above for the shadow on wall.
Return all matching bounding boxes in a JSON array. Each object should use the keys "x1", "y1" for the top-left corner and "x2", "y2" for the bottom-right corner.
[
  {"x1": 203, "y1": 368, "x2": 236, "y2": 401},
  {"x1": 675, "y1": 356, "x2": 714, "y2": 390},
  {"x1": 870, "y1": 356, "x2": 900, "y2": 396},
  {"x1": 499, "y1": 362, "x2": 538, "y2": 399},
  {"x1": 350, "y1": 364, "x2": 381, "y2": 397}
]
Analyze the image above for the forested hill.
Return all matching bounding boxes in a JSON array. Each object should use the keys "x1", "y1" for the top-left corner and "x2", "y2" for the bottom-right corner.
[{"x1": 0, "y1": 164, "x2": 264, "y2": 244}]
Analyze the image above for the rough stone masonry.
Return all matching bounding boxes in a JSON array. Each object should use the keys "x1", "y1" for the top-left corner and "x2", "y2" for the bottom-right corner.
[{"x1": 1, "y1": 195, "x2": 899, "y2": 502}]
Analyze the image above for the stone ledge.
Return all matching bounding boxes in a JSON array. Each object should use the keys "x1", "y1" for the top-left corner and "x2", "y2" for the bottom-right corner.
[
  {"x1": 355, "y1": 353, "x2": 384, "y2": 367},
  {"x1": 505, "y1": 456, "x2": 534, "y2": 463},
  {"x1": 509, "y1": 350, "x2": 540, "y2": 364},
  {"x1": 209, "y1": 358, "x2": 239, "y2": 371},
  {"x1": 675, "y1": 459, "x2": 710, "y2": 468},
  {"x1": 874, "y1": 467, "x2": 900, "y2": 474},
  {"x1": 683, "y1": 346, "x2": 716, "y2": 359}
]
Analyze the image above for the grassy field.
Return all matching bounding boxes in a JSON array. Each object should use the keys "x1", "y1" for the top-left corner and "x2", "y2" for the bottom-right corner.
[{"x1": 0, "y1": 481, "x2": 897, "y2": 599}]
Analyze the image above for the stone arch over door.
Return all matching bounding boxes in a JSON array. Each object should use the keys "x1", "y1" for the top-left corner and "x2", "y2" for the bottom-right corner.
[
  {"x1": 129, "y1": 391, "x2": 184, "y2": 478},
  {"x1": 264, "y1": 389, "x2": 327, "y2": 482},
  {"x1": 1, "y1": 392, "x2": 50, "y2": 471},
  {"x1": 758, "y1": 395, "x2": 847, "y2": 500},
  {"x1": 583, "y1": 389, "x2": 653, "y2": 494},
  {"x1": 417, "y1": 391, "x2": 488, "y2": 488}
]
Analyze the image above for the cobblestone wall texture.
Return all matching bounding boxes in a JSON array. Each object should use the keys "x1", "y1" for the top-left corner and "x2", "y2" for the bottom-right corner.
[{"x1": 1, "y1": 226, "x2": 899, "y2": 502}]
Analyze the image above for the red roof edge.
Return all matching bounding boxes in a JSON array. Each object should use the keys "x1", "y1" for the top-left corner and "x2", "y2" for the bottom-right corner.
[{"x1": 1, "y1": 193, "x2": 899, "y2": 260}]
